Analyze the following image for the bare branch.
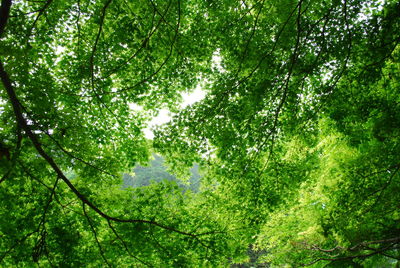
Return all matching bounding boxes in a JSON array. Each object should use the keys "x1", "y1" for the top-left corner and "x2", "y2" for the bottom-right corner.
[
  {"x1": 107, "y1": 220, "x2": 152, "y2": 267},
  {"x1": 83, "y1": 203, "x2": 112, "y2": 267}
]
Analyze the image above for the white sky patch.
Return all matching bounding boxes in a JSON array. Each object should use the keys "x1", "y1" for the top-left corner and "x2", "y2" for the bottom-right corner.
[
  {"x1": 358, "y1": 0, "x2": 385, "y2": 22},
  {"x1": 141, "y1": 86, "x2": 206, "y2": 139},
  {"x1": 143, "y1": 108, "x2": 171, "y2": 139},
  {"x1": 55, "y1": 46, "x2": 66, "y2": 55},
  {"x1": 181, "y1": 86, "x2": 206, "y2": 107},
  {"x1": 54, "y1": 46, "x2": 66, "y2": 65},
  {"x1": 212, "y1": 49, "x2": 225, "y2": 72},
  {"x1": 132, "y1": 49, "x2": 225, "y2": 139},
  {"x1": 128, "y1": 103, "x2": 143, "y2": 111}
]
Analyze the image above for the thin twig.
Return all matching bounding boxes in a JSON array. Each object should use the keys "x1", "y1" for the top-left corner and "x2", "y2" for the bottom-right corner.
[{"x1": 83, "y1": 203, "x2": 112, "y2": 267}]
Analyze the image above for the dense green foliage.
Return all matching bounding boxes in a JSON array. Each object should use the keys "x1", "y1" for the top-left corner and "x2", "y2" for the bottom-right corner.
[{"x1": 0, "y1": 0, "x2": 399, "y2": 266}]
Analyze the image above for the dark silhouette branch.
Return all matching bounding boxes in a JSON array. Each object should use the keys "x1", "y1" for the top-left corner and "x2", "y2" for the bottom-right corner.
[
  {"x1": 100, "y1": 0, "x2": 172, "y2": 80},
  {"x1": 26, "y1": 0, "x2": 53, "y2": 39},
  {"x1": 301, "y1": 237, "x2": 400, "y2": 266},
  {"x1": 0, "y1": 1, "x2": 201, "y2": 238},
  {"x1": 107, "y1": 219, "x2": 152, "y2": 267},
  {"x1": 0, "y1": 60, "x2": 200, "y2": 237},
  {"x1": 0, "y1": 126, "x2": 22, "y2": 184},
  {"x1": 0, "y1": 230, "x2": 36, "y2": 263},
  {"x1": 83, "y1": 203, "x2": 112, "y2": 268},
  {"x1": 89, "y1": 0, "x2": 113, "y2": 92},
  {"x1": 3, "y1": 98, "x2": 119, "y2": 180},
  {"x1": 0, "y1": 0, "x2": 11, "y2": 38},
  {"x1": 32, "y1": 176, "x2": 58, "y2": 263},
  {"x1": 236, "y1": 0, "x2": 266, "y2": 76},
  {"x1": 115, "y1": 0, "x2": 180, "y2": 94},
  {"x1": 18, "y1": 161, "x2": 82, "y2": 215}
]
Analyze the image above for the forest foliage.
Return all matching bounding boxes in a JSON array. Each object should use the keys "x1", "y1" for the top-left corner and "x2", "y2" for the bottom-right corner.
[
  {"x1": 0, "y1": 0, "x2": 399, "y2": 266},
  {"x1": 122, "y1": 154, "x2": 201, "y2": 192}
]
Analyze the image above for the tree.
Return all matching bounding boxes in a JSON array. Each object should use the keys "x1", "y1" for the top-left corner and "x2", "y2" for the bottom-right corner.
[
  {"x1": 0, "y1": 0, "x2": 240, "y2": 266},
  {"x1": 123, "y1": 154, "x2": 201, "y2": 192},
  {"x1": 1, "y1": 0, "x2": 399, "y2": 266},
  {"x1": 154, "y1": 0, "x2": 400, "y2": 266}
]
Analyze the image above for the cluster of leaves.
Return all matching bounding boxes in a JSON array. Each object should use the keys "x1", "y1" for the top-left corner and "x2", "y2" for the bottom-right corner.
[
  {"x1": 155, "y1": 0, "x2": 400, "y2": 266},
  {"x1": 0, "y1": 0, "x2": 242, "y2": 266},
  {"x1": 1, "y1": 0, "x2": 400, "y2": 266}
]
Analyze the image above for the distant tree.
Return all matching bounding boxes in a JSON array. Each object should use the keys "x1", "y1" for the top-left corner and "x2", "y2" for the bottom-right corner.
[{"x1": 122, "y1": 154, "x2": 201, "y2": 192}]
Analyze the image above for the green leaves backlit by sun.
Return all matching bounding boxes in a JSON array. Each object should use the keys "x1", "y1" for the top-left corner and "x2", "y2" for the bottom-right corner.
[{"x1": 0, "y1": 0, "x2": 399, "y2": 266}]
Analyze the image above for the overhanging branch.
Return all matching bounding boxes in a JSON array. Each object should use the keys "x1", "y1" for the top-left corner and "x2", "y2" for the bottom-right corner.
[
  {"x1": 0, "y1": 0, "x2": 199, "y2": 238},
  {"x1": 0, "y1": 60, "x2": 199, "y2": 237}
]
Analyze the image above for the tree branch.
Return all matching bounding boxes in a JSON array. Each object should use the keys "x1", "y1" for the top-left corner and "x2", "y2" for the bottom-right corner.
[
  {"x1": 26, "y1": 0, "x2": 53, "y2": 39},
  {"x1": 90, "y1": 0, "x2": 113, "y2": 93},
  {"x1": 0, "y1": 126, "x2": 22, "y2": 184},
  {"x1": 0, "y1": 0, "x2": 201, "y2": 235},
  {"x1": 83, "y1": 203, "x2": 111, "y2": 267},
  {"x1": 0, "y1": 0, "x2": 11, "y2": 39},
  {"x1": 301, "y1": 237, "x2": 400, "y2": 266},
  {"x1": 107, "y1": 219, "x2": 152, "y2": 267}
]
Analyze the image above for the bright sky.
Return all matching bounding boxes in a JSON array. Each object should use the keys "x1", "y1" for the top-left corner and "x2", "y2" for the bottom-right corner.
[
  {"x1": 142, "y1": 51, "x2": 224, "y2": 139},
  {"x1": 143, "y1": 86, "x2": 206, "y2": 139}
]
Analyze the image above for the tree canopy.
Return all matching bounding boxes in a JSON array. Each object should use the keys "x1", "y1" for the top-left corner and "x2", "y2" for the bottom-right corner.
[{"x1": 0, "y1": 0, "x2": 399, "y2": 266}]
